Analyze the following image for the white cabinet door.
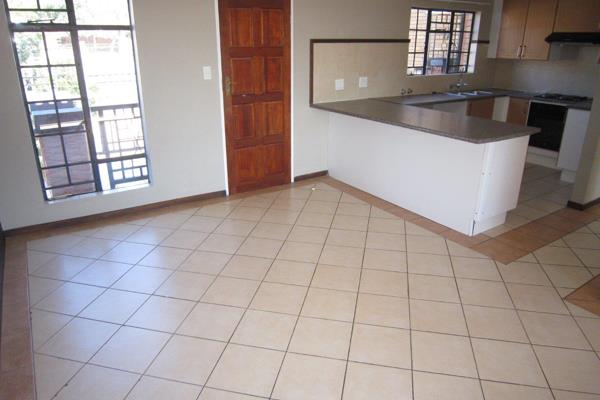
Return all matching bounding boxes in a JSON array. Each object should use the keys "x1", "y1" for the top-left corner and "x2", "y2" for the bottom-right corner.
[{"x1": 557, "y1": 109, "x2": 590, "y2": 173}]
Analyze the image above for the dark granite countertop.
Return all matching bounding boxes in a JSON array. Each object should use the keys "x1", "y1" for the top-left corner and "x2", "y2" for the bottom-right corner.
[{"x1": 312, "y1": 99, "x2": 540, "y2": 144}]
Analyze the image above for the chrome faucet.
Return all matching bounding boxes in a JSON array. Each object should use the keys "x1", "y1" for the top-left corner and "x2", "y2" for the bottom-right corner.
[{"x1": 450, "y1": 74, "x2": 470, "y2": 93}]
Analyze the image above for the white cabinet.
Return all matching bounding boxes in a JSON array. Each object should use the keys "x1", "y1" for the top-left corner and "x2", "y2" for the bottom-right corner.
[{"x1": 557, "y1": 109, "x2": 591, "y2": 182}]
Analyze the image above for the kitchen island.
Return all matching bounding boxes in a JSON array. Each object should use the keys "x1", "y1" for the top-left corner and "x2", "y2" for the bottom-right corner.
[{"x1": 313, "y1": 98, "x2": 540, "y2": 236}]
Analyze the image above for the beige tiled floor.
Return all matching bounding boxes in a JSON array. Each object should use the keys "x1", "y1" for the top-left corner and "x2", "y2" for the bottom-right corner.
[{"x1": 23, "y1": 180, "x2": 600, "y2": 399}]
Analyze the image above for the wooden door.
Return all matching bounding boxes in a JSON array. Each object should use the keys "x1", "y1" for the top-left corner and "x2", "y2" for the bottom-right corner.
[
  {"x1": 467, "y1": 98, "x2": 495, "y2": 119},
  {"x1": 522, "y1": 0, "x2": 557, "y2": 60},
  {"x1": 554, "y1": 0, "x2": 600, "y2": 32},
  {"x1": 218, "y1": 0, "x2": 291, "y2": 194},
  {"x1": 497, "y1": 0, "x2": 529, "y2": 59},
  {"x1": 506, "y1": 98, "x2": 530, "y2": 125}
]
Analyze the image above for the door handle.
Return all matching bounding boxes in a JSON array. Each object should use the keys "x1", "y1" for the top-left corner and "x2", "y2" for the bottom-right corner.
[{"x1": 224, "y1": 76, "x2": 232, "y2": 96}]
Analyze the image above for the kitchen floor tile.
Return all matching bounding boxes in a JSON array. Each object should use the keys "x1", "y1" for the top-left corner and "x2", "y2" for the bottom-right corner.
[
  {"x1": 79, "y1": 289, "x2": 148, "y2": 324},
  {"x1": 413, "y1": 371, "x2": 483, "y2": 400},
  {"x1": 534, "y1": 346, "x2": 600, "y2": 394},
  {"x1": 452, "y1": 257, "x2": 501, "y2": 281},
  {"x1": 264, "y1": 259, "x2": 316, "y2": 286},
  {"x1": 101, "y1": 242, "x2": 155, "y2": 264},
  {"x1": 250, "y1": 222, "x2": 292, "y2": 241},
  {"x1": 125, "y1": 227, "x2": 173, "y2": 246},
  {"x1": 160, "y1": 230, "x2": 208, "y2": 250},
  {"x1": 457, "y1": 278, "x2": 513, "y2": 308},
  {"x1": 497, "y1": 261, "x2": 552, "y2": 286},
  {"x1": 301, "y1": 288, "x2": 357, "y2": 322},
  {"x1": 287, "y1": 225, "x2": 329, "y2": 244},
  {"x1": 507, "y1": 283, "x2": 569, "y2": 314},
  {"x1": 54, "y1": 364, "x2": 138, "y2": 400},
  {"x1": 575, "y1": 317, "x2": 600, "y2": 351},
  {"x1": 220, "y1": 255, "x2": 273, "y2": 281},
  {"x1": 366, "y1": 232, "x2": 406, "y2": 251},
  {"x1": 407, "y1": 235, "x2": 448, "y2": 255},
  {"x1": 288, "y1": 317, "x2": 352, "y2": 359},
  {"x1": 31, "y1": 310, "x2": 72, "y2": 350},
  {"x1": 201, "y1": 277, "x2": 259, "y2": 308},
  {"x1": 542, "y1": 264, "x2": 593, "y2": 289},
  {"x1": 410, "y1": 299, "x2": 468, "y2": 335},
  {"x1": 31, "y1": 255, "x2": 94, "y2": 281},
  {"x1": 409, "y1": 274, "x2": 460, "y2": 303},
  {"x1": 155, "y1": 271, "x2": 214, "y2": 301},
  {"x1": 311, "y1": 265, "x2": 360, "y2": 292},
  {"x1": 231, "y1": 309, "x2": 296, "y2": 351},
  {"x1": 111, "y1": 266, "x2": 172, "y2": 294},
  {"x1": 126, "y1": 296, "x2": 194, "y2": 333},
  {"x1": 326, "y1": 229, "x2": 366, "y2": 248},
  {"x1": 34, "y1": 282, "x2": 104, "y2": 315},
  {"x1": 250, "y1": 282, "x2": 307, "y2": 314},
  {"x1": 463, "y1": 305, "x2": 528, "y2": 342},
  {"x1": 214, "y1": 219, "x2": 256, "y2": 237},
  {"x1": 178, "y1": 251, "x2": 231, "y2": 275},
  {"x1": 277, "y1": 241, "x2": 323, "y2": 263},
  {"x1": 332, "y1": 215, "x2": 369, "y2": 231},
  {"x1": 197, "y1": 234, "x2": 245, "y2": 254},
  {"x1": 343, "y1": 362, "x2": 412, "y2": 400},
  {"x1": 356, "y1": 293, "x2": 409, "y2": 329},
  {"x1": 412, "y1": 330, "x2": 477, "y2": 378},
  {"x1": 481, "y1": 381, "x2": 553, "y2": 400},
  {"x1": 349, "y1": 324, "x2": 411, "y2": 369},
  {"x1": 138, "y1": 246, "x2": 192, "y2": 269},
  {"x1": 363, "y1": 249, "x2": 407, "y2": 272},
  {"x1": 520, "y1": 311, "x2": 591, "y2": 350},
  {"x1": 319, "y1": 245, "x2": 364, "y2": 268},
  {"x1": 180, "y1": 216, "x2": 223, "y2": 232},
  {"x1": 70, "y1": 260, "x2": 131, "y2": 287},
  {"x1": 125, "y1": 376, "x2": 201, "y2": 400},
  {"x1": 359, "y1": 269, "x2": 407, "y2": 297},
  {"x1": 407, "y1": 253, "x2": 453, "y2": 276},
  {"x1": 34, "y1": 354, "x2": 81, "y2": 400},
  {"x1": 177, "y1": 302, "x2": 244, "y2": 341},
  {"x1": 236, "y1": 237, "x2": 283, "y2": 259}
]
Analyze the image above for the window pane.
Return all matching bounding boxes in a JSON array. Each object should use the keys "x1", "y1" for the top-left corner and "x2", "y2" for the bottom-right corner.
[
  {"x1": 9, "y1": 10, "x2": 68, "y2": 24},
  {"x1": 37, "y1": 135, "x2": 65, "y2": 167},
  {"x1": 69, "y1": 163, "x2": 94, "y2": 183},
  {"x1": 42, "y1": 166, "x2": 69, "y2": 188},
  {"x1": 63, "y1": 132, "x2": 91, "y2": 163},
  {"x1": 7, "y1": 0, "x2": 37, "y2": 9},
  {"x1": 79, "y1": 31, "x2": 138, "y2": 106},
  {"x1": 39, "y1": 0, "x2": 66, "y2": 9},
  {"x1": 51, "y1": 66, "x2": 80, "y2": 99},
  {"x1": 22, "y1": 67, "x2": 52, "y2": 101},
  {"x1": 91, "y1": 105, "x2": 145, "y2": 160},
  {"x1": 409, "y1": 9, "x2": 418, "y2": 30},
  {"x1": 14, "y1": 32, "x2": 47, "y2": 66},
  {"x1": 45, "y1": 31, "x2": 75, "y2": 65},
  {"x1": 29, "y1": 101, "x2": 59, "y2": 135},
  {"x1": 73, "y1": 0, "x2": 130, "y2": 25},
  {"x1": 57, "y1": 99, "x2": 85, "y2": 132}
]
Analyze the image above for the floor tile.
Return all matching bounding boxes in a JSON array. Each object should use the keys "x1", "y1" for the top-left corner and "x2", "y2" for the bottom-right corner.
[
  {"x1": 413, "y1": 371, "x2": 483, "y2": 400},
  {"x1": 160, "y1": 230, "x2": 208, "y2": 249},
  {"x1": 101, "y1": 242, "x2": 155, "y2": 264},
  {"x1": 34, "y1": 282, "x2": 104, "y2": 315},
  {"x1": 31, "y1": 255, "x2": 94, "y2": 281},
  {"x1": 481, "y1": 381, "x2": 553, "y2": 400},
  {"x1": 535, "y1": 346, "x2": 600, "y2": 394},
  {"x1": 452, "y1": 257, "x2": 501, "y2": 281},
  {"x1": 126, "y1": 376, "x2": 201, "y2": 400},
  {"x1": 356, "y1": 293, "x2": 409, "y2": 329},
  {"x1": 410, "y1": 299, "x2": 468, "y2": 335},
  {"x1": 126, "y1": 296, "x2": 195, "y2": 333},
  {"x1": 319, "y1": 245, "x2": 364, "y2": 268},
  {"x1": 54, "y1": 364, "x2": 138, "y2": 400},
  {"x1": 70, "y1": 260, "x2": 131, "y2": 287},
  {"x1": 363, "y1": 249, "x2": 407, "y2": 272},
  {"x1": 507, "y1": 283, "x2": 569, "y2": 314},
  {"x1": 457, "y1": 278, "x2": 513, "y2": 308},
  {"x1": 312, "y1": 265, "x2": 360, "y2": 292},
  {"x1": 409, "y1": 274, "x2": 460, "y2": 303},
  {"x1": 178, "y1": 251, "x2": 231, "y2": 275},
  {"x1": 250, "y1": 282, "x2": 307, "y2": 314},
  {"x1": 576, "y1": 317, "x2": 600, "y2": 351},
  {"x1": 563, "y1": 232, "x2": 600, "y2": 250},
  {"x1": 412, "y1": 330, "x2": 477, "y2": 378},
  {"x1": 250, "y1": 222, "x2": 292, "y2": 241},
  {"x1": 349, "y1": 324, "x2": 411, "y2": 369},
  {"x1": 138, "y1": 246, "x2": 192, "y2": 269},
  {"x1": 180, "y1": 216, "x2": 223, "y2": 232},
  {"x1": 277, "y1": 241, "x2": 323, "y2": 263},
  {"x1": 227, "y1": 206, "x2": 266, "y2": 221},
  {"x1": 237, "y1": 237, "x2": 283, "y2": 258},
  {"x1": 34, "y1": 354, "x2": 81, "y2": 400},
  {"x1": 301, "y1": 288, "x2": 357, "y2": 322},
  {"x1": 208, "y1": 344, "x2": 284, "y2": 398},
  {"x1": 64, "y1": 238, "x2": 119, "y2": 259},
  {"x1": 220, "y1": 255, "x2": 273, "y2": 281},
  {"x1": 287, "y1": 225, "x2": 329, "y2": 244},
  {"x1": 407, "y1": 253, "x2": 453, "y2": 276},
  {"x1": 343, "y1": 362, "x2": 412, "y2": 400},
  {"x1": 147, "y1": 335, "x2": 225, "y2": 385},
  {"x1": 272, "y1": 353, "x2": 346, "y2": 400},
  {"x1": 231, "y1": 309, "x2": 296, "y2": 350},
  {"x1": 147, "y1": 212, "x2": 190, "y2": 229},
  {"x1": 336, "y1": 202, "x2": 370, "y2": 217},
  {"x1": 405, "y1": 221, "x2": 440, "y2": 237},
  {"x1": 542, "y1": 264, "x2": 593, "y2": 289},
  {"x1": 31, "y1": 310, "x2": 72, "y2": 350},
  {"x1": 366, "y1": 232, "x2": 406, "y2": 251},
  {"x1": 289, "y1": 317, "x2": 351, "y2": 359},
  {"x1": 472, "y1": 338, "x2": 547, "y2": 387},
  {"x1": 91, "y1": 326, "x2": 170, "y2": 373},
  {"x1": 26, "y1": 250, "x2": 57, "y2": 274},
  {"x1": 28, "y1": 234, "x2": 84, "y2": 254},
  {"x1": 368, "y1": 217, "x2": 405, "y2": 234},
  {"x1": 497, "y1": 261, "x2": 552, "y2": 286},
  {"x1": 198, "y1": 234, "x2": 245, "y2": 254},
  {"x1": 262, "y1": 209, "x2": 300, "y2": 225},
  {"x1": 463, "y1": 305, "x2": 528, "y2": 342},
  {"x1": 552, "y1": 390, "x2": 600, "y2": 400},
  {"x1": 177, "y1": 302, "x2": 244, "y2": 341},
  {"x1": 126, "y1": 227, "x2": 174, "y2": 246},
  {"x1": 264, "y1": 259, "x2": 316, "y2": 286},
  {"x1": 214, "y1": 219, "x2": 257, "y2": 237},
  {"x1": 534, "y1": 246, "x2": 583, "y2": 267},
  {"x1": 111, "y1": 266, "x2": 172, "y2": 294},
  {"x1": 39, "y1": 318, "x2": 119, "y2": 362},
  {"x1": 304, "y1": 200, "x2": 338, "y2": 214},
  {"x1": 332, "y1": 215, "x2": 369, "y2": 231},
  {"x1": 407, "y1": 235, "x2": 448, "y2": 255},
  {"x1": 296, "y1": 211, "x2": 334, "y2": 228},
  {"x1": 326, "y1": 229, "x2": 366, "y2": 248},
  {"x1": 79, "y1": 289, "x2": 148, "y2": 324},
  {"x1": 520, "y1": 311, "x2": 591, "y2": 350},
  {"x1": 155, "y1": 271, "x2": 214, "y2": 301},
  {"x1": 446, "y1": 240, "x2": 489, "y2": 258},
  {"x1": 201, "y1": 277, "x2": 259, "y2": 307},
  {"x1": 310, "y1": 189, "x2": 342, "y2": 203},
  {"x1": 92, "y1": 224, "x2": 140, "y2": 241},
  {"x1": 359, "y1": 269, "x2": 407, "y2": 297},
  {"x1": 28, "y1": 276, "x2": 64, "y2": 305}
]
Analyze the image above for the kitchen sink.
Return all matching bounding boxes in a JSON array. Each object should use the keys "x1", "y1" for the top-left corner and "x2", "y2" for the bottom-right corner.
[
  {"x1": 444, "y1": 92, "x2": 466, "y2": 97},
  {"x1": 461, "y1": 90, "x2": 494, "y2": 96}
]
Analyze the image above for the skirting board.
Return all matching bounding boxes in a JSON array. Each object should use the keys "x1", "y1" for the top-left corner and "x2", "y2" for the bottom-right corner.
[
  {"x1": 294, "y1": 170, "x2": 328, "y2": 182},
  {"x1": 568, "y1": 197, "x2": 600, "y2": 211},
  {"x1": 4, "y1": 190, "x2": 226, "y2": 236}
]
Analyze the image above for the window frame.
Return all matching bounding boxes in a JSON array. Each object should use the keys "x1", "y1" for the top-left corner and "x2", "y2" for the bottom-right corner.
[
  {"x1": 3, "y1": 0, "x2": 150, "y2": 201},
  {"x1": 407, "y1": 7, "x2": 475, "y2": 76}
]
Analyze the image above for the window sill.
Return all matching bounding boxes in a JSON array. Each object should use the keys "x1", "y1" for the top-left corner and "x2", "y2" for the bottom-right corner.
[{"x1": 46, "y1": 182, "x2": 151, "y2": 205}]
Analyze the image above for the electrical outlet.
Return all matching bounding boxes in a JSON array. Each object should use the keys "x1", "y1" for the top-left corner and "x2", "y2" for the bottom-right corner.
[
  {"x1": 359, "y1": 76, "x2": 368, "y2": 88},
  {"x1": 335, "y1": 79, "x2": 345, "y2": 91},
  {"x1": 202, "y1": 66, "x2": 212, "y2": 80}
]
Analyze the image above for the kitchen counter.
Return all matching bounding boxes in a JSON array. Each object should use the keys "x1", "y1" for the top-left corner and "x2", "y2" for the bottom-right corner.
[{"x1": 312, "y1": 98, "x2": 540, "y2": 144}]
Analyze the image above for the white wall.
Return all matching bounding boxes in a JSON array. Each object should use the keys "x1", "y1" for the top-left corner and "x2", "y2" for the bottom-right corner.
[{"x1": 0, "y1": 0, "x2": 227, "y2": 230}]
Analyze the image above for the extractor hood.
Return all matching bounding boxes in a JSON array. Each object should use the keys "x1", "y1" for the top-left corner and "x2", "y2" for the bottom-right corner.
[{"x1": 545, "y1": 32, "x2": 600, "y2": 45}]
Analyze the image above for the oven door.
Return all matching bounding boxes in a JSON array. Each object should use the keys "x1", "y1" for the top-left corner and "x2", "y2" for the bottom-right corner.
[{"x1": 527, "y1": 101, "x2": 568, "y2": 152}]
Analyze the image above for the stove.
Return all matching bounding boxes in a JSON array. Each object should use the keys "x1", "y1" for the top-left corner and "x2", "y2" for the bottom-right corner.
[{"x1": 533, "y1": 93, "x2": 591, "y2": 103}]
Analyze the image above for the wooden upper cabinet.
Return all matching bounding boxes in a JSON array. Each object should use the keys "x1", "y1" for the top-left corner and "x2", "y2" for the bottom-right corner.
[
  {"x1": 467, "y1": 98, "x2": 495, "y2": 119},
  {"x1": 497, "y1": 0, "x2": 557, "y2": 60},
  {"x1": 554, "y1": 0, "x2": 600, "y2": 32},
  {"x1": 506, "y1": 97, "x2": 530, "y2": 125},
  {"x1": 497, "y1": 0, "x2": 529, "y2": 59}
]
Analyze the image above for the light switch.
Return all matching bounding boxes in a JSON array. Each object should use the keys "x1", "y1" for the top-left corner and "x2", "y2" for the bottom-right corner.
[
  {"x1": 335, "y1": 79, "x2": 345, "y2": 91},
  {"x1": 359, "y1": 76, "x2": 368, "y2": 88},
  {"x1": 203, "y1": 66, "x2": 212, "y2": 80}
]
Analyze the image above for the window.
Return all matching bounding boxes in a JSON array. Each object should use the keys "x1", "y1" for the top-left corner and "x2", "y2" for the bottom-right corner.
[
  {"x1": 407, "y1": 7, "x2": 475, "y2": 76},
  {"x1": 4, "y1": 0, "x2": 149, "y2": 200}
]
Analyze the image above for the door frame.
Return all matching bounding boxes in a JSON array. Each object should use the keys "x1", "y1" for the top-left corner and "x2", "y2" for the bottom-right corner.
[{"x1": 215, "y1": 0, "x2": 293, "y2": 195}]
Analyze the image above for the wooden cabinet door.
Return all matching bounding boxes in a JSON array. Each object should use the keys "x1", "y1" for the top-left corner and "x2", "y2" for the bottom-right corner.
[
  {"x1": 522, "y1": 0, "x2": 557, "y2": 60},
  {"x1": 497, "y1": 0, "x2": 529, "y2": 59},
  {"x1": 218, "y1": 0, "x2": 291, "y2": 194},
  {"x1": 554, "y1": 0, "x2": 600, "y2": 32},
  {"x1": 467, "y1": 98, "x2": 495, "y2": 119},
  {"x1": 506, "y1": 98, "x2": 530, "y2": 125}
]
